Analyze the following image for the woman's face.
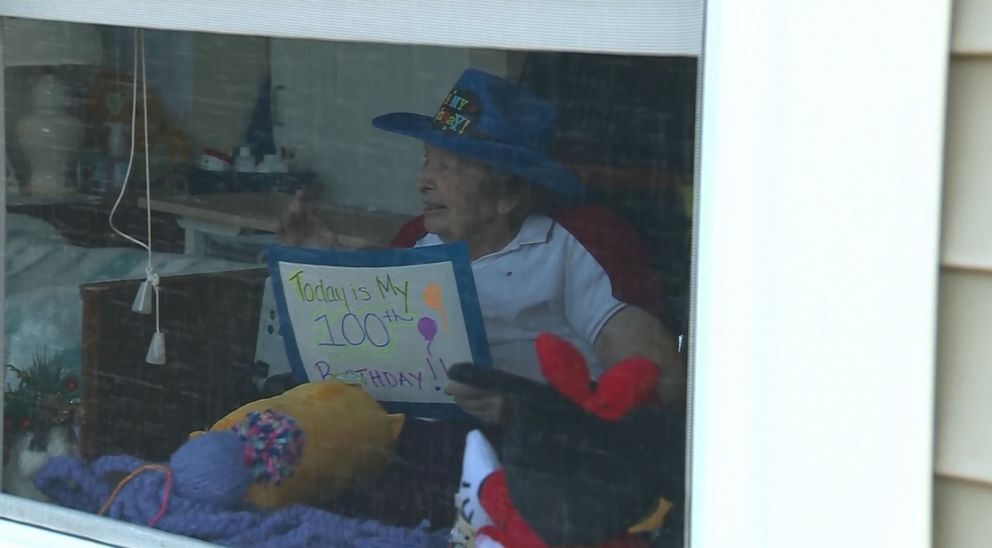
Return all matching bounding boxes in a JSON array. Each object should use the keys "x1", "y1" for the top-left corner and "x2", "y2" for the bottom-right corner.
[{"x1": 416, "y1": 145, "x2": 508, "y2": 243}]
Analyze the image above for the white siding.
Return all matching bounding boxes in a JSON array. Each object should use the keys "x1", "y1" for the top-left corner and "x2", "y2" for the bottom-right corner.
[
  {"x1": 935, "y1": 271, "x2": 992, "y2": 480},
  {"x1": 934, "y1": 1, "x2": 992, "y2": 545},
  {"x1": 941, "y1": 59, "x2": 992, "y2": 268},
  {"x1": 934, "y1": 477, "x2": 992, "y2": 548},
  {"x1": 950, "y1": 0, "x2": 992, "y2": 54}
]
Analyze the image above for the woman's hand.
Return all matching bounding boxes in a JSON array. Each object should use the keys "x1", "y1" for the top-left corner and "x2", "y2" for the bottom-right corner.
[
  {"x1": 277, "y1": 190, "x2": 338, "y2": 248},
  {"x1": 444, "y1": 381, "x2": 505, "y2": 423}
]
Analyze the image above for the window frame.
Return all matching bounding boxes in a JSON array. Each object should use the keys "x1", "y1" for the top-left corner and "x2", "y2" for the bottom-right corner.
[
  {"x1": 0, "y1": 3, "x2": 703, "y2": 546},
  {"x1": 0, "y1": 1, "x2": 950, "y2": 547},
  {"x1": 0, "y1": 0, "x2": 703, "y2": 56}
]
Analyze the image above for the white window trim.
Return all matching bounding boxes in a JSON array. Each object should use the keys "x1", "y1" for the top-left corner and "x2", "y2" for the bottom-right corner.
[
  {"x1": 0, "y1": 0, "x2": 702, "y2": 56},
  {"x1": 0, "y1": 494, "x2": 211, "y2": 547},
  {"x1": 689, "y1": 1, "x2": 949, "y2": 547}
]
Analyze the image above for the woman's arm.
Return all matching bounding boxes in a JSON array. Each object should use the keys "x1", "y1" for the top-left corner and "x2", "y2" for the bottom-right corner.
[
  {"x1": 447, "y1": 306, "x2": 684, "y2": 423},
  {"x1": 594, "y1": 305, "x2": 686, "y2": 405}
]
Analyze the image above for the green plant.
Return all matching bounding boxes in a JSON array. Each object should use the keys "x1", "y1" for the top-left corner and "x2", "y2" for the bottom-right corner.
[{"x1": 4, "y1": 351, "x2": 79, "y2": 435}]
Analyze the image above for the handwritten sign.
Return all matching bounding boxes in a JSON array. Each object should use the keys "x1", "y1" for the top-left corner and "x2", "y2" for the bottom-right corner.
[{"x1": 266, "y1": 243, "x2": 491, "y2": 416}]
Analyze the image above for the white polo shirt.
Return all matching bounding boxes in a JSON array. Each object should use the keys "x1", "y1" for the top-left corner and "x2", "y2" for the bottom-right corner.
[{"x1": 416, "y1": 215, "x2": 626, "y2": 382}]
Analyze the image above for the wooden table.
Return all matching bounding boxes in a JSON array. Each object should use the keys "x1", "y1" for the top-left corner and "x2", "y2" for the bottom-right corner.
[{"x1": 139, "y1": 192, "x2": 413, "y2": 253}]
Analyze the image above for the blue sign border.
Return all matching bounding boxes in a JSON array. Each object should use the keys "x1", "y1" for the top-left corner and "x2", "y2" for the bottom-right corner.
[{"x1": 265, "y1": 242, "x2": 491, "y2": 419}]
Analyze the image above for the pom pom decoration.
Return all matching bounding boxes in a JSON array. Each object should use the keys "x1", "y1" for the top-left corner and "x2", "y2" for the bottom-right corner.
[
  {"x1": 232, "y1": 410, "x2": 304, "y2": 485},
  {"x1": 200, "y1": 380, "x2": 404, "y2": 509}
]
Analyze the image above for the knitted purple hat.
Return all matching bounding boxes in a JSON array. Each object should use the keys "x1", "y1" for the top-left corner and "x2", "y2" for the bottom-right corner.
[{"x1": 170, "y1": 410, "x2": 304, "y2": 507}]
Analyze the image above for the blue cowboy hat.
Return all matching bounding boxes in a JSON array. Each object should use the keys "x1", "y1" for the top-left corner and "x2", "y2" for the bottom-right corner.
[{"x1": 372, "y1": 68, "x2": 585, "y2": 198}]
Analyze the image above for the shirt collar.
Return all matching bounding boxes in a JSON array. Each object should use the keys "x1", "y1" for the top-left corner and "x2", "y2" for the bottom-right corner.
[
  {"x1": 417, "y1": 214, "x2": 554, "y2": 257},
  {"x1": 480, "y1": 214, "x2": 553, "y2": 260},
  {"x1": 513, "y1": 214, "x2": 554, "y2": 247}
]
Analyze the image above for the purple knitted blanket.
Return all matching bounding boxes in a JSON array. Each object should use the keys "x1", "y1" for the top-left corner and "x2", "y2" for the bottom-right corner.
[{"x1": 34, "y1": 454, "x2": 447, "y2": 547}]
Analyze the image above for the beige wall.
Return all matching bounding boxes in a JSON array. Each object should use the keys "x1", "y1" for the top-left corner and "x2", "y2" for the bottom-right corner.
[
  {"x1": 184, "y1": 33, "x2": 270, "y2": 155},
  {"x1": 269, "y1": 39, "x2": 512, "y2": 215},
  {"x1": 934, "y1": 0, "x2": 992, "y2": 545}
]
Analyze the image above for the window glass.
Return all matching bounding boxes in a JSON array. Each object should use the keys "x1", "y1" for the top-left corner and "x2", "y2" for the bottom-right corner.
[{"x1": 2, "y1": 19, "x2": 695, "y2": 547}]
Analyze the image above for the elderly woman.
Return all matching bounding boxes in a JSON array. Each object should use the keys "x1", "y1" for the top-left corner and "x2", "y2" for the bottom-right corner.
[
  {"x1": 282, "y1": 69, "x2": 684, "y2": 421},
  {"x1": 279, "y1": 69, "x2": 685, "y2": 529}
]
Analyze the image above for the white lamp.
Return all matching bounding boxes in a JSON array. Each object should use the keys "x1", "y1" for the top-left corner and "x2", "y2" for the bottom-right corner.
[{"x1": 3, "y1": 18, "x2": 103, "y2": 196}]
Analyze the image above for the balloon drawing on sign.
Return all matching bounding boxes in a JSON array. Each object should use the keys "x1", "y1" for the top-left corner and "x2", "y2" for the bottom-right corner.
[
  {"x1": 418, "y1": 316, "x2": 438, "y2": 356},
  {"x1": 422, "y1": 282, "x2": 448, "y2": 331}
]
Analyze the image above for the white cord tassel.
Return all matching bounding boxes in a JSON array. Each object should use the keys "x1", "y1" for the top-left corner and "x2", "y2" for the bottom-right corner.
[
  {"x1": 107, "y1": 29, "x2": 165, "y2": 365},
  {"x1": 146, "y1": 331, "x2": 166, "y2": 365},
  {"x1": 142, "y1": 268, "x2": 165, "y2": 365},
  {"x1": 131, "y1": 267, "x2": 158, "y2": 314}
]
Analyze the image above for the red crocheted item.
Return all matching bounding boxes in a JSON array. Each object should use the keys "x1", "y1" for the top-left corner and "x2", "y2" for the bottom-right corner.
[
  {"x1": 467, "y1": 332, "x2": 659, "y2": 548},
  {"x1": 535, "y1": 333, "x2": 659, "y2": 421}
]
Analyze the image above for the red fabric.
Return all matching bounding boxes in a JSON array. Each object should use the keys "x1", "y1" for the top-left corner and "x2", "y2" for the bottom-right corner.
[
  {"x1": 389, "y1": 214, "x2": 428, "y2": 248},
  {"x1": 533, "y1": 332, "x2": 592, "y2": 405},
  {"x1": 476, "y1": 335, "x2": 660, "y2": 546},
  {"x1": 536, "y1": 333, "x2": 659, "y2": 421},
  {"x1": 479, "y1": 470, "x2": 548, "y2": 548},
  {"x1": 389, "y1": 205, "x2": 667, "y2": 323},
  {"x1": 554, "y1": 205, "x2": 667, "y2": 323},
  {"x1": 584, "y1": 357, "x2": 659, "y2": 420}
]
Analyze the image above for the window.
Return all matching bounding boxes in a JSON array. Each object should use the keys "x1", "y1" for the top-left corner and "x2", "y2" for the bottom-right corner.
[
  {"x1": 1, "y1": 7, "x2": 700, "y2": 547},
  {"x1": 0, "y1": 3, "x2": 954, "y2": 548}
]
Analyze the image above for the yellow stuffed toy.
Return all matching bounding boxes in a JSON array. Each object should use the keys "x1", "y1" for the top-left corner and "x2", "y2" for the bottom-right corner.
[{"x1": 192, "y1": 380, "x2": 404, "y2": 509}]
